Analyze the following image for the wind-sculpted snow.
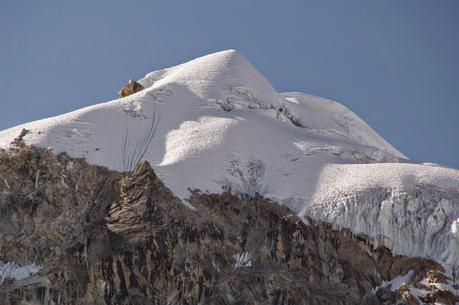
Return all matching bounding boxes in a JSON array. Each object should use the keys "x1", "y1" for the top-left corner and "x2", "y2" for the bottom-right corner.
[
  {"x1": 0, "y1": 49, "x2": 458, "y2": 268},
  {"x1": 279, "y1": 92, "x2": 406, "y2": 159}
]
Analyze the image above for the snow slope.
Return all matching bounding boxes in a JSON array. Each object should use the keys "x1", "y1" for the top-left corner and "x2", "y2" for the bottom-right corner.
[{"x1": 1, "y1": 50, "x2": 458, "y2": 268}]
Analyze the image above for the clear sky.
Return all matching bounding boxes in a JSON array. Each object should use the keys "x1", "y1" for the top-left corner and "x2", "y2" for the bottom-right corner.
[{"x1": 1, "y1": 1, "x2": 458, "y2": 168}]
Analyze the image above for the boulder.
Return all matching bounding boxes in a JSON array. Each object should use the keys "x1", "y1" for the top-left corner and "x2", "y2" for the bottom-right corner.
[{"x1": 117, "y1": 79, "x2": 144, "y2": 97}]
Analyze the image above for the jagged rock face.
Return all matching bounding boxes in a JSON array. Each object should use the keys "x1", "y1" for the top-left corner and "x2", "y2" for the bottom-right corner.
[
  {"x1": 0, "y1": 146, "x2": 457, "y2": 305},
  {"x1": 117, "y1": 80, "x2": 144, "y2": 97}
]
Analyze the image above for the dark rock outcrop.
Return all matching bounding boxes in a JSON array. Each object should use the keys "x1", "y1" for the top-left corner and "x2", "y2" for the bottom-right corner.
[{"x1": 0, "y1": 144, "x2": 456, "y2": 305}]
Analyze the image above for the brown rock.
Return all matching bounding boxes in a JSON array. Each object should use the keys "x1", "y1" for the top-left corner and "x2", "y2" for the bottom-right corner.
[
  {"x1": 0, "y1": 142, "x2": 457, "y2": 305},
  {"x1": 117, "y1": 79, "x2": 144, "y2": 97}
]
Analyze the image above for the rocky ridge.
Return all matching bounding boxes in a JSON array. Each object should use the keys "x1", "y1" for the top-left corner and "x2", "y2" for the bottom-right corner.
[{"x1": 0, "y1": 135, "x2": 457, "y2": 305}]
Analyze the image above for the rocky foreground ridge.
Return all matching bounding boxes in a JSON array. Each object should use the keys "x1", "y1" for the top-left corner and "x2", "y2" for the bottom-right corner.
[{"x1": 0, "y1": 135, "x2": 457, "y2": 305}]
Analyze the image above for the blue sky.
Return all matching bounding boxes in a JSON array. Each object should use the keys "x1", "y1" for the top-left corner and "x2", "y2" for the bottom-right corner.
[{"x1": 1, "y1": 1, "x2": 458, "y2": 167}]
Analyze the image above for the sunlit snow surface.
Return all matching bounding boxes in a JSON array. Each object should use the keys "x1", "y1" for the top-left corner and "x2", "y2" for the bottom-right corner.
[{"x1": 0, "y1": 50, "x2": 458, "y2": 267}]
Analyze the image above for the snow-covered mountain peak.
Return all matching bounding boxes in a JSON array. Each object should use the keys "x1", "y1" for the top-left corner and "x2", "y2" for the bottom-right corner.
[
  {"x1": 1, "y1": 50, "x2": 458, "y2": 268},
  {"x1": 139, "y1": 49, "x2": 279, "y2": 108}
]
